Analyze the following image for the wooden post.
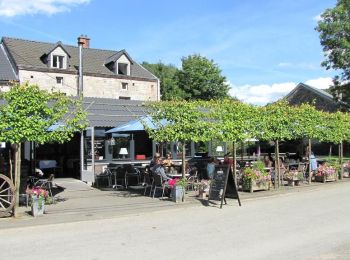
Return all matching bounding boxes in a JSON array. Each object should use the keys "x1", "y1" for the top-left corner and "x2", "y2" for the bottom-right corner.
[
  {"x1": 308, "y1": 139, "x2": 312, "y2": 184},
  {"x1": 274, "y1": 140, "x2": 280, "y2": 189},
  {"x1": 13, "y1": 143, "x2": 21, "y2": 218},
  {"x1": 182, "y1": 142, "x2": 186, "y2": 179},
  {"x1": 339, "y1": 141, "x2": 343, "y2": 180},
  {"x1": 233, "y1": 141, "x2": 237, "y2": 189}
]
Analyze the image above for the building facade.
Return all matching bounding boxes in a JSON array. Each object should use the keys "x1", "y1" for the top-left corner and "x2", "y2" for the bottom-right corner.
[{"x1": 0, "y1": 36, "x2": 160, "y2": 101}]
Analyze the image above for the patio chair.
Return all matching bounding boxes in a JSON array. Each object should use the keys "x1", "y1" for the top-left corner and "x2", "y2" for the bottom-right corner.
[
  {"x1": 143, "y1": 171, "x2": 154, "y2": 196},
  {"x1": 187, "y1": 170, "x2": 199, "y2": 191},
  {"x1": 298, "y1": 163, "x2": 307, "y2": 182},
  {"x1": 34, "y1": 174, "x2": 55, "y2": 203},
  {"x1": 95, "y1": 168, "x2": 112, "y2": 188},
  {"x1": 124, "y1": 164, "x2": 141, "y2": 189},
  {"x1": 152, "y1": 173, "x2": 170, "y2": 199}
]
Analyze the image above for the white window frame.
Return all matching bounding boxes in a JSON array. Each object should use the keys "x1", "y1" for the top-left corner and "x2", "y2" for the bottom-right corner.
[{"x1": 52, "y1": 55, "x2": 66, "y2": 69}]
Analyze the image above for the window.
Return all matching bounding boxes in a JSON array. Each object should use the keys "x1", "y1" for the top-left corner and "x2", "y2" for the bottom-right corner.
[
  {"x1": 121, "y1": 82, "x2": 128, "y2": 91},
  {"x1": 118, "y1": 63, "x2": 128, "y2": 75},
  {"x1": 52, "y1": 55, "x2": 65, "y2": 69},
  {"x1": 56, "y1": 77, "x2": 63, "y2": 84},
  {"x1": 119, "y1": 96, "x2": 131, "y2": 100}
]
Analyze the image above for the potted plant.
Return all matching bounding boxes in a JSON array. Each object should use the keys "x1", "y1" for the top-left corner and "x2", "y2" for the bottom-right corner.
[
  {"x1": 171, "y1": 178, "x2": 187, "y2": 202},
  {"x1": 284, "y1": 170, "x2": 304, "y2": 186},
  {"x1": 343, "y1": 161, "x2": 350, "y2": 178},
  {"x1": 315, "y1": 162, "x2": 338, "y2": 183},
  {"x1": 242, "y1": 161, "x2": 271, "y2": 193},
  {"x1": 28, "y1": 187, "x2": 48, "y2": 217}
]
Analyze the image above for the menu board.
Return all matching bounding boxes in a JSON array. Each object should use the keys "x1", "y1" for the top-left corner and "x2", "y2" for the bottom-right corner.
[{"x1": 208, "y1": 165, "x2": 241, "y2": 208}]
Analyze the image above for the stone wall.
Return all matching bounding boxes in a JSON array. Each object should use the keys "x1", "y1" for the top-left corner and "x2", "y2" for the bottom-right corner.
[{"x1": 18, "y1": 70, "x2": 159, "y2": 101}]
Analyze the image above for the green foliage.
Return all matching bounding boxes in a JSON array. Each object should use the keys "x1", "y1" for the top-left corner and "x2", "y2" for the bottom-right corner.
[
  {"x1": 175, "y1": 178, "x2": 187, "y2": 188},
  {"x1": 256, "y1": 100, "x2": 297, "y2": 141},
  {"x1": 144, "y1": 100, "x2": 215, "y2": 143},
  {"x1": 141, "y1": 61, "x2": 185, "y2": 100},
  {"x1": 0, "y1": 82, "x2": 88, "y2": 144},
  {"x1": 316, "y1": 0, "x2": 350, "y2": 104},
  {"x1": 254, "y1": 160, "x2": 266, "y2": 173},
  {"x1": 206, "y1": 99, "x2": 258, "y2": 142},
  {"x1": 319, "y1": 111, "x2": 350, "y2": 143},
  {"x1": 175, "y1": 54, "x2": 230, "y2": 100},
  {"x1": 293, "y1": 103, "x2": 324, "y2": 140}
]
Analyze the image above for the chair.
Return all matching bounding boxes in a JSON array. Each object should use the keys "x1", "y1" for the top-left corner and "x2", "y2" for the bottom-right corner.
[
  {"x1": 187, "y1": 170, "x2": 199, "y2": 191},
  {"x1": 152, "y1": 174, "x2": 169, "y2": 199},
  {"x1": 143, "y1": 171, "x2": 154, "y2": 196},
  {"x1": 298, "y1": 163, "x2": 307, "y2": 182},
  {"x1": 124, "y1": 164, "x2": 141, "y2": 189},
  {"x1": 95, "y1": 168, "x2": 112, "y2": 188},
  {"x1": 34, "y1": 174, "x2": 55, "y2": 203}
]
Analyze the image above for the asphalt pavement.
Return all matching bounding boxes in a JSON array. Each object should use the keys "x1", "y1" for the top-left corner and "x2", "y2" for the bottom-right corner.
[{"x1": 1, "y1": 180, "x2": 350, "y2": 259}]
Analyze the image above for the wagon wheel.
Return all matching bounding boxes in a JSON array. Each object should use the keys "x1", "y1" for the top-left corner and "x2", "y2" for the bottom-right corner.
[{"x1": 0, "y1": 174, "x2": 16, "y2": 216}]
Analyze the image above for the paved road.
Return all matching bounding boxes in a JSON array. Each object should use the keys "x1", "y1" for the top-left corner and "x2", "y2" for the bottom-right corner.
[{"x1": 1, "y1": 182, "x2": 350, "y2": 260}]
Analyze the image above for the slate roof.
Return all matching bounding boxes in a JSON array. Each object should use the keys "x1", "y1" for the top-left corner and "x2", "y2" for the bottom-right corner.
[
  {"x1": 0, "y1": 43, "x2": 17, "y2": 82},
  {"x1": 285, "y1": 83, "x2": 341, "y2": 112},
  {"x1": 1, "y1": 37, "x2": 157, "y2": 81},
  {"x1": 0, "y1": 96, "x2": 148, "y2": 128},
  {"x1": 82, "y1": 97, "x2": 149, "y2": 127}
]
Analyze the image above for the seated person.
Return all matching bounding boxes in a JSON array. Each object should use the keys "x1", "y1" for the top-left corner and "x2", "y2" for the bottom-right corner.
[
  {"x1": 151, "y1": 157, "x2": 172, "y2": 182},
  {"x1": 162, "y1": 153, "x2": 174, "y2": 167},
  {"x1": 150, "y1": 153, "x2": 161, "y2": 168},
  {"x1": 263, "y1": 155, "x2": 273, "y2": 168}
]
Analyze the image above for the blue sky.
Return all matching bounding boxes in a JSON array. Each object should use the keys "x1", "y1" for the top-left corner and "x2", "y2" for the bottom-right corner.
[{"x1": 0, "y1": 0, "x2": 337, "y2": 104}]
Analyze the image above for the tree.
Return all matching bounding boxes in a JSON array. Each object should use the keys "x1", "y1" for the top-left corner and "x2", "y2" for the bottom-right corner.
[
  {"x1": 293, "y1": 103, "x2": 324, "y2": 183},
  {"x1": 145, "y1": 100, "x2": 215, "y2": 178},
  {"x1": 0, "y1": 83, "x2": 87, "y2": 217},
  {"x1": 141, "y1": 61, "x2": 185, "y2": 100},
  {"x1": 208, "y1": 99, "x2": 258, "y2": 188},
  {"x1": 175, "y1": 54, "x2": 230, "y2": 100},
  {"x1": 257, "y1": 100, "x2": 298, "y2": 188},
  {"x1": 316, "y1": 0, "x2": 350, "y2": 104}
]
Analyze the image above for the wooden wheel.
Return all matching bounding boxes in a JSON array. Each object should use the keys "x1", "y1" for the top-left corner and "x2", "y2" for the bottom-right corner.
[{"x1": 0, "y1": 174, "x2": 16, "y2": 216}]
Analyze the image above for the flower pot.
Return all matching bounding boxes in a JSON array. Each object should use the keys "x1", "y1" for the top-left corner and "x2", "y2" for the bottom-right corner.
[
  {"x1": 172, "y1": 185, "x2": 185, "y2": 203},
  {"x1": 243, "y1": 179, "x2": 270, "y2": 193},
  {"x1": 31, "y1": 196, "x2": 45, "y2": 217},
  {"x1": 315, "y1": 174, "x2": 336, "y2": 183}
]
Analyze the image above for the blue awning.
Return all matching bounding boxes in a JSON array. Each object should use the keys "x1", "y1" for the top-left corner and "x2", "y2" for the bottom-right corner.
[{"x1": 105, "y1": 116, "x2": 167, "y2": 133}]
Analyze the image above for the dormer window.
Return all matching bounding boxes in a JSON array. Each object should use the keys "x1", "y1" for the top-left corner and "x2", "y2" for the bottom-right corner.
[
  {"x1": 52, "y1": 55, "x2": 65, "y2": 69},
  {"x1": 118, "y1": 63, "x2": 128, "y2": 75}
]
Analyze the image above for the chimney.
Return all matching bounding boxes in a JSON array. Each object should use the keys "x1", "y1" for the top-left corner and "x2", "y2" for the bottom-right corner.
[{"x1": 77, "y1": 34, "x2": 90, "y2": 48}]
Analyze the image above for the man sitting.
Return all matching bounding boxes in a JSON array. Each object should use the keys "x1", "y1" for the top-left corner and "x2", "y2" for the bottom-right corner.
[{"x1": 152, "y1": 157, "x2": 172, "y2": 182}]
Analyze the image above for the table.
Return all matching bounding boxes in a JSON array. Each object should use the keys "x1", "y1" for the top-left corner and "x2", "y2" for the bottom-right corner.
[
  {"x1": 167, "y1": 173, "x2": 190, "y2": 178},
  {"x1": 107, "y1": 166, "x2": 123, "y2": 189}
]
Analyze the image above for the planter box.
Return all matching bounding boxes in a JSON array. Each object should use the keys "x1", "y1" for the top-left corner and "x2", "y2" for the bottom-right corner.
[
  {"x1": 171, "y1": 185, "x2": 185, "y2": 203},
  {"x1": 284, "y1": 177, "x2": 302, "y2": 187},
  {"x1": 31, "y1": 196, "x2": 45, "y2": 217},
  {"x1": 243, "y1": 179, "x2": 270, "y2": 193},
  {"x1": 314, "y1": 175, "x2": 337, "y2": 183}
]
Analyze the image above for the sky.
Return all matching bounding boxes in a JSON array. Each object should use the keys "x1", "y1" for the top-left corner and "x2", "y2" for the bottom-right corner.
[{"x1": 0, "y1": 0, "x2": 337, "y2": 105}]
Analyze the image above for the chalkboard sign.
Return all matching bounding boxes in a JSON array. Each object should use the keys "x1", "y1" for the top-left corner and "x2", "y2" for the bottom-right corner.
[{"x1": 208, "y1": 165, "x2": 241, "y2": 208}]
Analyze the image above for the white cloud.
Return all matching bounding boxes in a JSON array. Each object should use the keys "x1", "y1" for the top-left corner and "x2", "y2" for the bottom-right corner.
[
  {"x1": 278, "y1": 62, "x2": 318, "y2": 70},
  {"x1": 313, "y1": 14, "x2": 322, "y2": 22},
  {"x1": 305, "y1": 77, "x2": 333, "y2": 89},
  {"x1": 0, "y1": 0, "x2": 89, "y2": 17},
  {"x1": 229, "y1": 77, "x2": 333, "y2": 106}
]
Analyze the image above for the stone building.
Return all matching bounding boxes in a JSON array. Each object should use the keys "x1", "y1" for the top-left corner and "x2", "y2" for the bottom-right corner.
[
  {"x1": 0, "y1": 36, "x2": 159, "y2": 101},
  {"x1": 0, "y1": 35, "x2": 159, "y2": 181}
]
